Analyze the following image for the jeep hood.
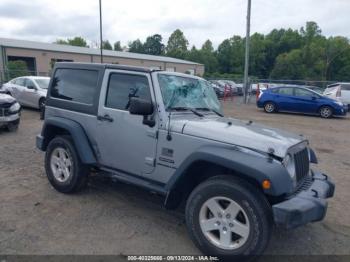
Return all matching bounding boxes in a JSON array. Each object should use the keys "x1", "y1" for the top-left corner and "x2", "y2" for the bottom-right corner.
[
  {"x1": 173, "y1": 117, "x2": 306, "y2": 158},
  {"x1": 0, "y1": 93, "x2": 16, "y2": 104}
]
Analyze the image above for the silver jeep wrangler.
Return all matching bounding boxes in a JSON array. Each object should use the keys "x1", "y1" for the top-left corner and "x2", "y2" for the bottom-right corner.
[{"x1": 37, "y1": 63, "x2": 335, "y2": 259}]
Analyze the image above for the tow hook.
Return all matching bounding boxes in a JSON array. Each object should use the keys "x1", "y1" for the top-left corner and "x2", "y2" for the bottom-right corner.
[{"x1": 311, "y1": 189, "x2": 318, "y2": 198}]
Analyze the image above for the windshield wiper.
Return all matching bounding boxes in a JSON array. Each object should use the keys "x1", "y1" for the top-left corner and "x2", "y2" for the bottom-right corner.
[
  {"x1": 168, "y1": 107, "x2": 204, "y2": 117},
  {"x1": 195, "y1": 107, "x2": 224, "y2": 117}
]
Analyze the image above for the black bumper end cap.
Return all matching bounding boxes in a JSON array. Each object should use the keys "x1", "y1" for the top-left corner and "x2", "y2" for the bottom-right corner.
[
  {"x1": 273, "y1": 196, "x2": 327, "y2": 229},
  {"x1": 272, "y1": 171, "x2": 334, "y2": 229},
  {"x1": 36, "y1": 135, "x2": 44, "y2": 151}
]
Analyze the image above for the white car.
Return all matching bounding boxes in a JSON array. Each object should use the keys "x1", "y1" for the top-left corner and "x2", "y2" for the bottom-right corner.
[
  {"x1": 0, "y1": 91, "x2": 21, "y2": 131},
  {"x1": 323, "y1": 83, "x2": 350, "y2": 110},
  {"x1": 1, "y1": 76, "x2": 50, "y2": 110}
]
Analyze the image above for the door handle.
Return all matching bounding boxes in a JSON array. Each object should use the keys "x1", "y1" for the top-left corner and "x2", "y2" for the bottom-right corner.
[{"x1": 97, "y1": 114, "x2": 114, "y2": 122}]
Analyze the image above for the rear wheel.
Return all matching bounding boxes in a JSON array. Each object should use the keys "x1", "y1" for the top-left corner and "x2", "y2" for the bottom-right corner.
[
  {"x1": 264, "y1": 102, "x2": 276, "y2": 113},
  {"x1": 39, "y1": 97, "x2": 46, "y2": 111},
  {"x1": 185, "y1": 176, "x2": 272, "y2": 260},
  {"x1": 45, "y1": 136, "x2": 89, "y2": 193},
  {"x1": 39, "y1": 97, "x2": 46, "y2": 120},
  {"x1": 319, "y1": 106, "x2": 333, "y2": 118}
]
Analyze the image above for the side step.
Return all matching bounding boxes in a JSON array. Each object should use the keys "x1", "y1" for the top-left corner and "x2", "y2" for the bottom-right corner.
[{"x1": 99, "y1": 167, "x2": 168, "y2": 196}]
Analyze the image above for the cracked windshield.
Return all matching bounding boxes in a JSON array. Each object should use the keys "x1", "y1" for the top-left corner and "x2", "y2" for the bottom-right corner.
[{"x1": 158, "y1": 74, "x2": 222, "y2": 114}]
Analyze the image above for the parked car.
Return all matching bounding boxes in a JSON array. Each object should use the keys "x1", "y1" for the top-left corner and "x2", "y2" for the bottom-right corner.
[
  {"x1": 209, "y1": 82, "x2": 224, "y2": 98},
  {"x1": 209, "y1": 80, "x2": 233, "y2": 96},
  {"x1": 235, "y1": 84, "x2": 244, "y2": 96},
  {"x1": 1, "y1": 76, "x2": 50, "y2": 111},
  {"x1": 257, "y1": 86, "x2": 347, "y2": 118},
  {"x1": 0, "y1": 91, "x2": 21, "y2": 131},
  {"x1": 37, "y1": 62, "x2": 335, "y2": 259},
  {"x1": 323, "y1": 82, "x2": 350, "y2": 110},
  {"x1": 221, "y1": 80, "x2": 239, "y2": 95}
]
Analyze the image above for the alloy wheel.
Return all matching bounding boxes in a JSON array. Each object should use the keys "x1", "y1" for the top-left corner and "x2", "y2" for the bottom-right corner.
[
  {"x1": 320, "y1": 107, "x2": 332, "y2": 118},
  {"x1": 264, "y1": 103, "x2": 275, "y2": 113},
  {"x1": 199, "y1": 196, "x2": 250, "y2": 250},
  {"x1": 50, "y1": 147, "x2": 73, "y2": 183}
]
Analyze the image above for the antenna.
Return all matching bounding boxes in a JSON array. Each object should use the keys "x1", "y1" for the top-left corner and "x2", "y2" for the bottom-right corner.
[{"x1": 99, "y1": 0, "x2": 103, "y2": 63}]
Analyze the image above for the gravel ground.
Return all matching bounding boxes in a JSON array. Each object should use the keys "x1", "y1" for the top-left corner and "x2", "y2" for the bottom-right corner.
[{"x1": 0, "y1": 101, "x2": 349, "y2": 256}]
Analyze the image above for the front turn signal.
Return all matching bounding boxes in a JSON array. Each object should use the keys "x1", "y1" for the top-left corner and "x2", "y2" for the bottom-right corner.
[{"x1": 262, "y1": 180, "x2": 271, "y2": 190}]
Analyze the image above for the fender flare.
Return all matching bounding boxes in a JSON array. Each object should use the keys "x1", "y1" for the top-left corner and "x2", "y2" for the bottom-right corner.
[
  {"x1": 165, "y1": 145, "x2": 293, "y2": 198},
  {"x1": 40, "y1": 117, "x2": 97, "y2": 164}
]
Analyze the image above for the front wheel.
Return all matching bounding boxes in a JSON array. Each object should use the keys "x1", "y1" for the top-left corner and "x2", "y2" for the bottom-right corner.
[
  {"x1": 185, "y1": 176, "x2": 272, "y2": 260},
  {"x1": 319, "y1": 106, "x2": 333, "y2": 118}
]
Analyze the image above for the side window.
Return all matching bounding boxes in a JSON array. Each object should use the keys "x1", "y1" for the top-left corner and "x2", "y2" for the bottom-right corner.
[
  {"x1": 295, "y1": 88, "x2": 314, "y2": 97},
  {"x1": 105, "y1": 73, "x2": 151, "y2": 110},
  {"x1": 15, "y1": 78, "x2": 25, "y2": 86},
  {"x1": 25, "y1": 79, "x2": 35, "y2": 88},
  {"x1": 278, "y1": 87, "x2": 294, "y2": 96},
  {"x1": 51, "y1": 69, "x2": 99, "y2": 104},
  {"x1": 341, "y1": 84, "x2": 350, "y2": 91}
]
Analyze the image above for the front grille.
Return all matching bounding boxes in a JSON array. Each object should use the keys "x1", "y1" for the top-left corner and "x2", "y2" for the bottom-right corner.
[
  {"x1": 0, "y1": 102, "x2": 15, "y2": 117},
  {"x1": 294, "y1": 147, "x2": 310, "y2": 183}
]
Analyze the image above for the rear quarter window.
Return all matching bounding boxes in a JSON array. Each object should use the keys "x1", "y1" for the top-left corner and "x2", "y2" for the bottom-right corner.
[
  {"x1": 341, "y1": 84, "x2": 350, "y2": 91},
  {"x1": 51, "y1": 69, "x2": 99, "y2": 104}
]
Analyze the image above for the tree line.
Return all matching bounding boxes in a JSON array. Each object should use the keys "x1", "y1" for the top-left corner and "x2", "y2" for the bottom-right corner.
[{"x1": 54, "y1": 22, "x2": 350, "y2": 81}]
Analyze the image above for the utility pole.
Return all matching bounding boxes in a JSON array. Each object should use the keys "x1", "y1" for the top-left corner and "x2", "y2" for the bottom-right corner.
[
  {"x1": 99, "y1": 0, "x2": 103, "y2": 63},
  {"x1": 243, "y1": 0, "x2": 251, "y2": 104}
]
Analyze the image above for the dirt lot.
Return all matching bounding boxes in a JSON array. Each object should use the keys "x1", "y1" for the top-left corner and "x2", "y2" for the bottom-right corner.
[{"x1": 1, "y1": 101, "x2": 350, "y2": 256}]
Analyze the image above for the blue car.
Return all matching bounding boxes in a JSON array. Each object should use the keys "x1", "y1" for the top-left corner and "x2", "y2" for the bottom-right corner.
[{"x1": 257, "y1": 86, "x2": 347, "y2": 118}]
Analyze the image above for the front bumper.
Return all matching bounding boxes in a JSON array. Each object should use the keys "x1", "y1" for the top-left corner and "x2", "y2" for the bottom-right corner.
[
  {"x1": 0, "y1": 113, "x2": 20, "y2": 126},
  {"x1": 334, "y1": 106, "x2": 348, "y2": 116},
  {"x1": 272, "y1": 171, "x2": 335, "y2": 229},
  {"x1": 36, "y1": 134, "x2": 44, "y2": 151}
]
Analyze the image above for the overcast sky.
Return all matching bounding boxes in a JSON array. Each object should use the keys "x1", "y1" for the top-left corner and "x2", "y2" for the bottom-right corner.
[{"x1": 0, "y1": 0, "x2": 349, "y2": 48}]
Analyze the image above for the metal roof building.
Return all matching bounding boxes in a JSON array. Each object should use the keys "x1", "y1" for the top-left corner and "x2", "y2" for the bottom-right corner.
[{"x1": 0, "y1": 37, "x2": 204, "y2": 80}]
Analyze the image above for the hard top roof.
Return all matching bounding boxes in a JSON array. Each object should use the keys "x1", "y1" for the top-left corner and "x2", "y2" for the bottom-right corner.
[{"x1": 54, "y1": 62, "x2": 161, "y2": 73}]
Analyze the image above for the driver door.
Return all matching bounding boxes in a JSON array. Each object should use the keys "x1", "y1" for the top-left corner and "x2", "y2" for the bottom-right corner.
[
  {"x1": 293, "y1": 88, "x2": 319, "y2": 114},
  {"x1": 96, "y1": 69, "x2": 158, "y2": 176}
]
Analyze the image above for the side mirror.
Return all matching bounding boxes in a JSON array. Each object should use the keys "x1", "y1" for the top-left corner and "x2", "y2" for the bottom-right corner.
[
  {"x1": 27, "y1": 85, "x2": 36, "y2": 90},
  {"x1": 129, "y1": 98, "x2": 155, "y2": 127},
  {"x1": 129, "y1": 97, "x2": 153, "y2": 115}
]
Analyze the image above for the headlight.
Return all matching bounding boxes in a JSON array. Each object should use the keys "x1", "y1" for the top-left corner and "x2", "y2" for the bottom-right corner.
[
  {"x1": 9, "y1": 102, "x2": 21, "y2": 113},
  {"x1": 283, "y1": 153, "x2": 296, "y2": 184},
  {"x1": 335, "y1": 101, "x2": 343, "y2": 106}
]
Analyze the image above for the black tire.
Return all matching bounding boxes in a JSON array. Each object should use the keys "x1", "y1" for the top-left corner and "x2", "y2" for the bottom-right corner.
[
  {"x1": 7, "y1": 121, "x2": 19, "y2": 132},
  {"x1": 45, "y1": 136, "x2": 89, "y2": 193},
  {"x1": 39, "y1": 98, "x2": 46, "y2": 120},
  {"x1": 263, "y1": 102, "x2": 276, "y2": 113},
  {"x1": 39, "y1": 97, "x2": 46, "y2": 111},
  {"x1": 319, "y1": 106, "x2": 333, "y2": 118},
  {"x1": 185, "y1": 176, "x2": 272, "y2": 261}
]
